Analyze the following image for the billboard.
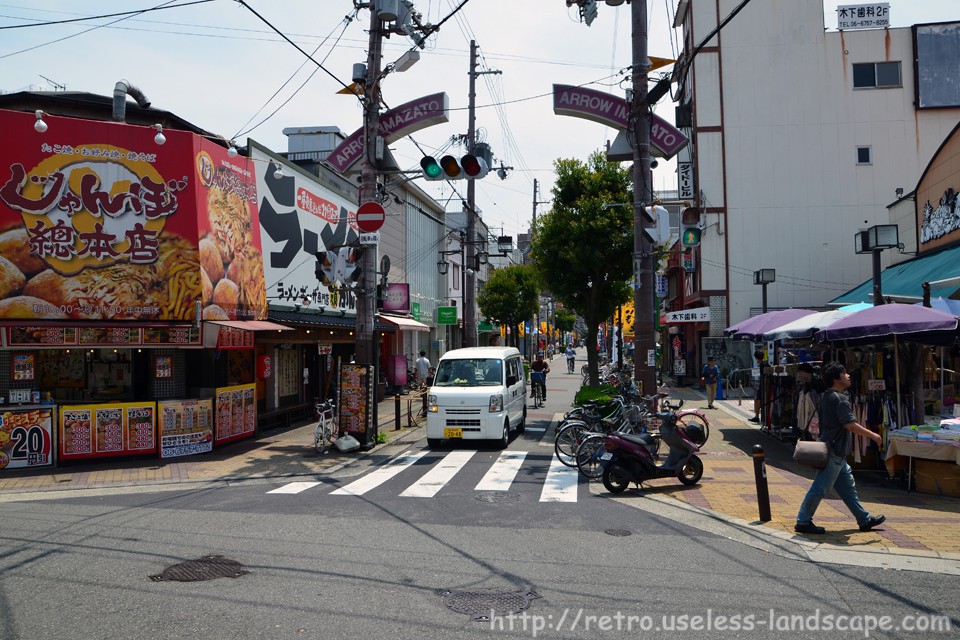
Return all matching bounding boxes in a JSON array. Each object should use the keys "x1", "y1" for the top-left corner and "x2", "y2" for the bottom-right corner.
[{"x1": 0, "y1": 109, "x2": 266, "y2": 322}]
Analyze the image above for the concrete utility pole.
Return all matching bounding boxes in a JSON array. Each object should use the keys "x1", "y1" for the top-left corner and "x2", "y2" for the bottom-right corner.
[
  {"x1": 357, "y1": 8, "x2": 383, "y2": 381},
  {"x1": 464, "y1": 40, "x2": 479, "y2": 348},
  {"x1": 631, "y1": 0, "x2": 657, "y2": 395}
]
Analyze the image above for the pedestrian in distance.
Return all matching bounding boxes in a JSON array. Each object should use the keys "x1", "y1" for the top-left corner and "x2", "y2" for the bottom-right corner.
[
  {"x1": 531, "y1": 353, "x2": 550, "y2": 400},
  {"x1": 749, "y1": 350, "x2": 768, "y2": 423},
  {"x1": 700, "y1": 356, "x2": 720, "y2": 409},
  {"x1": 415, "y1": 350, "x2": 431, "y2": 388},
  {"x1": 794, "y1": 363, "x2": 886, "y2": 535}
]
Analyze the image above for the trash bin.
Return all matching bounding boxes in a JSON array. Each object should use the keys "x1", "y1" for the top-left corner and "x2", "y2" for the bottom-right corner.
[{"x1": 716, "y1": 379, "x2": 725, "y2": 400}]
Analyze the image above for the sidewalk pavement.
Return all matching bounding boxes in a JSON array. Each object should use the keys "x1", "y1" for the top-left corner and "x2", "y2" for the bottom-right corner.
[{"x1": 2, "y1": 362, "x2": 960, "y2": 573}]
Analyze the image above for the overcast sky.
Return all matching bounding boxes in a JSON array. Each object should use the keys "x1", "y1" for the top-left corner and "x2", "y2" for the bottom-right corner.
[{"x1": 1, "y1": 1, "x2": 958, "y2": 239}]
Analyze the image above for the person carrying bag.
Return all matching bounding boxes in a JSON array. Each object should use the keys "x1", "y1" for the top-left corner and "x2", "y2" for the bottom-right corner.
[{"x1": 794, "y1": 363, "x2": 885, "y2": 535}]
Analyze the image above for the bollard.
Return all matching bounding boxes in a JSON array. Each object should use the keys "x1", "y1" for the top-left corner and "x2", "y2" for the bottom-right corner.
[
  {"x1": 395, "y1": 393, "x2": 401, "y2": 431},
  {"x1": 752, "y1": 444, "x2": 772, "y2": 522}
]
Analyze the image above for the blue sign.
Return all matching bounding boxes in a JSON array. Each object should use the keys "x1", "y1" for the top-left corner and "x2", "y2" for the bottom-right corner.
[{"x1": 655, "y1": 274, "x2": 668, "y2": 297}]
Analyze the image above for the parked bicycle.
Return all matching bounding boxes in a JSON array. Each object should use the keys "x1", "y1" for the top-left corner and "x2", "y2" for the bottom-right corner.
[{"x1": 313, "y1": 399, "x2": 338, "y2": 454}]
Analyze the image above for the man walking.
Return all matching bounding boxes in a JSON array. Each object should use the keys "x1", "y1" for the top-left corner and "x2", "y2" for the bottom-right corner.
[
  {"x1": 414, "y1": 351, "x2": 431, "y2": 388},
  {"x1": 700, "y1": 356, "x2": 720, "y2": 409},
  {"x1": 795, "y1": 363, "x2": 886, "y2": 535}
]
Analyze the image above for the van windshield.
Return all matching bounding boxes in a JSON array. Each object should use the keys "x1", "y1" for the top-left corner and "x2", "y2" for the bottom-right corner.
[{"x1": 433, "y1": 358, "x2": 502, "y2": 387}]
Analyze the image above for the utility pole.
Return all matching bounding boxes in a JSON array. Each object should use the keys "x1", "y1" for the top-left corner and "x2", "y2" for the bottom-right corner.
[
  {"x1": 465, "y1": 40, "x2": 479, "y2": 348},
  {"x1": 356, "y1": 5, "x2": 384, "y2": 436},
  {"x1": 631, "y1": 0, "x2": 657, "y2": 395}
]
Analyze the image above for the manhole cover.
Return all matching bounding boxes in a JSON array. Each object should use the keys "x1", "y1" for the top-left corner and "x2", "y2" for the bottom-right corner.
[
  {"x1": 605, "y1": 529, "x2": 632, "y2": 537},
  {"x1": 441, "y1": 588, "x2": 540, "y2": 621},
  {"x1": 149, "y1": 555, "x2": 249, "y2": 582},
  {"x1": 474, "y1": 491, "x2": 520, "y2": 504}
]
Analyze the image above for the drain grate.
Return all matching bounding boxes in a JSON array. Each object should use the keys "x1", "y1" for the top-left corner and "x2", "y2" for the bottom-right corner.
[
  {"x1": 604, "y1": 529, "x2": 632, "y2": 537},
  {"x1": 149, "y1": 555, "x2": 249, "y2": 582},
  {"x1": 474, "y1": 491, "x2": 520, "y2": 504},
  {"x1": 442, "y1": 588, "x2": 539, "y2": 621}
]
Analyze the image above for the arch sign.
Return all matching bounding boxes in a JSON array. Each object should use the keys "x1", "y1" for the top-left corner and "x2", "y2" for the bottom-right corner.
[{"x1": 552, "y1": 84, "x2": 687, "y2": 159}]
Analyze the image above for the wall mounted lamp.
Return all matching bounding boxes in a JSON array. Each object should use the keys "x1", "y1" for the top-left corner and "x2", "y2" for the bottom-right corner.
[
  {"x1": 34, "y1": 110, "x2": 48, "y2": 133},
  {"x1": 153, "y1": 124, "x2": 166, "y2": 145}
]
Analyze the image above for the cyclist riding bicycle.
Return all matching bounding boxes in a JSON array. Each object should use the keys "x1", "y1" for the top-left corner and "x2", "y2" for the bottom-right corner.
[
  {"x1": 531, "y1": 353, "x2": 550, "y2": 401},
  {"x1": 564, "y1": 344, "x2": 576, "y2": 373}
]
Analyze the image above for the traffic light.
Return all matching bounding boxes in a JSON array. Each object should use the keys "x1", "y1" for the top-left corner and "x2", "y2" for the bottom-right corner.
[
  {"x1": 420, "y1": 153, "x2": 489, "y2": 180},
  {"x1": 680, "y1": 206, "x2": 701, "y2": 247},
  {"x1": 681, "y1": 226, "x2": 701, "y2": 247}
]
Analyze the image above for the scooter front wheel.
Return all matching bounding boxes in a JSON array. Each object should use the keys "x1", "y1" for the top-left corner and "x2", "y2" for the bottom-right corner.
[
  {"x1": 602, "y1": 463, "x2": 631, "y2": 493},
  {"x1": 678, "y1": 455, "x2": 704, "y2": 485}
]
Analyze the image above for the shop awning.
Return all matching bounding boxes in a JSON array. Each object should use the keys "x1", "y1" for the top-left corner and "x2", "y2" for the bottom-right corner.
[
  {"x1": 268, "y1": 309, "x2": 396, "y2": 331},
  {"x1": 379, "y1": 314, "x2": 430, "y2": 332},
  {"x1": 830, "y1": 244, "x2": 960, "y2": 305},
  {"x1": 206, "y1": 320, "x2": 293, "y2": 331}
]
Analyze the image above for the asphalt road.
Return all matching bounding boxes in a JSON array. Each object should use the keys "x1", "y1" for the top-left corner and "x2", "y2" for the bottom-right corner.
[{"x1": 1, "y1": 361, "x2": 958, "y2": 639}]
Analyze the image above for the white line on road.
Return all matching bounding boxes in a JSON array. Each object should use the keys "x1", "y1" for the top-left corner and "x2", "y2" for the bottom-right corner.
[
  {"x1": 475, "y1": 451, "x2": 528, "y2": 492},
  {"x1": 267, "y1": 481, "x2": 322, "y2": 494},
  {"x1": 330, "y1": 450, "x2": 427, "y2": 496},
  {"x1": 540, "y1": 457, "x2": 579, "y2": 502},
  {"x1": 400, "y1": 450, "x2": 476, "y2": 497}
]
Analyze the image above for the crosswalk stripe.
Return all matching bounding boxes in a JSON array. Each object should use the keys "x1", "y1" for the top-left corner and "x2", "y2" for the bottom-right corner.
[
  {"x1": 539, "y1": 458, "x2": 579, "y2": 502},
  {"x1": 267, "y1": 481, "x2": 322, "y2": 494},
  {"x1": 399, "y1": 450, "x2": 476, "y2": 497},
  {"x1": 475, "y1": 451, "x2": 527, "y2": 492},
  {"x1": 330, "y1": 450, "x2": 427, "y2": 496}
]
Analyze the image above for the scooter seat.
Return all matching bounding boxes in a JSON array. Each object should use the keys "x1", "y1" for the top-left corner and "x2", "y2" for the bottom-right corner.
[{"x1": 619, "y1": 433, "x2": 657, "y2": 447}]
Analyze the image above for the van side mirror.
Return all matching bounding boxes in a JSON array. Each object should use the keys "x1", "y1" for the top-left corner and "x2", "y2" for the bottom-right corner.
[{"x1": 506, "y1": 375, "x2": 517, "y2": 386}]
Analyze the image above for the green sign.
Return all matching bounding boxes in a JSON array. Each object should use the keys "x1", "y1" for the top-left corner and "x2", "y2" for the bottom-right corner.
[
  {"x1": 477, "y1": 320, "x2": 494, "y2": 332},
  {"x1": 411, "y1": 302, "x2": 421, "y2": 322},
  {"x1": 437, "y1": 306, "x2": 458, "y2": 325}
]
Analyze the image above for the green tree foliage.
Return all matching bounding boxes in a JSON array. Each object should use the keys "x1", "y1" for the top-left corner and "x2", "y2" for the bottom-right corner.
[
  {"x1": 554, "y1": 307, "x2": 576, "y2": 333},
  {"x1": 530, "y1": 151, "x2": 633, "y2": 384},
  {"x1": 476, "y1": 264, "x2": 539, "y2": 348}
]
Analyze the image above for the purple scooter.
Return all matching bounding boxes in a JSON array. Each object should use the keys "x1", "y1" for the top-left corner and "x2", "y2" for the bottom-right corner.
[{"x1": 600, "y1": 408, "x2": 704, "y2": 493}]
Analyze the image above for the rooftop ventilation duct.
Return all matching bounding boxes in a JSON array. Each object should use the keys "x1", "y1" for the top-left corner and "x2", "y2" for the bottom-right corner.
[{"x1": 112, "y1": 80, "x2": 151, "y2": 122}]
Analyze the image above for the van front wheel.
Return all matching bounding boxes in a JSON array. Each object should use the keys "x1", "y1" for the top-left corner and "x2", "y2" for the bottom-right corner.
[{"x1": 497, "y1": 420, "x2": 510, "y2": 449}]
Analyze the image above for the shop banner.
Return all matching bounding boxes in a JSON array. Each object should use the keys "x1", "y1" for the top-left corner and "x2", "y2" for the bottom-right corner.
[
  {"x1": 338, "y1": 363, "x2": 373, "y2": 436},
  {"x1": 213, "y1": 383, "x2": 256, "y2": 445},
  {"x1": 252, "y1": 144, "x2": 358, "y2": 314},
  {"x1": 158, "y1": 398, "x2": 213, "y2": 458},
  {"x1": 0, "y1": 405, "x2": 54, "y2": 470},
  {"x1": 58, "y1": 401, "x2": 157, "y2": 460},
  {"x1": 0, "y1": 109, "x2": 265, "y2": 323}
]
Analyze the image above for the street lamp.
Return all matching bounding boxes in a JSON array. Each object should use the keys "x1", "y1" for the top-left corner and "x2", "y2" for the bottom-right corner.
[
  {"x1": 855, "y1": 224, "x2": 899, "y2": 306},
  {"x1": 753, "y1": 269, "x2": 776, "y2": 314}
]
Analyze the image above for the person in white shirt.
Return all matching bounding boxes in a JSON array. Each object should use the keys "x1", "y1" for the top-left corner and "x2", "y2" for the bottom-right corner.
[{"x1": 415, "y1": 351, "x2": 431, "y2": 387}]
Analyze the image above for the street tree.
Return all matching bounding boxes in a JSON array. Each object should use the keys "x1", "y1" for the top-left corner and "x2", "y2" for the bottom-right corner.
[
  {"x1": 531, "y1": 151, "x2": 633, "y2": 385},
  {"x1": 554, "y1": 307, "x2": 576, "y2": 335},
  {"x1": 476, "y1": 264, "x2": 539, "y2": 348}
]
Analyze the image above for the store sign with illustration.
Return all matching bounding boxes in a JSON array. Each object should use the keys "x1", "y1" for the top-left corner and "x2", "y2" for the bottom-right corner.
[
  {"x1": 0, "y1": 109, "x2": 266, "y2": 322},
  {"x1": 253, "y1": 144, "x2": 363, "y2": 314}
]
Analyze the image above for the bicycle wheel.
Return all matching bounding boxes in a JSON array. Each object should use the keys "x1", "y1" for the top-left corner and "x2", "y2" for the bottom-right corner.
[
  {"x1": 575, "y1": 434, "x2": 608, "y2": 479},
  {"x1": 554, "y1": 422, "x2": 590, "y2": 466},
  {"x1": 678, "y1": 412, "x2": 710, "y2": 446},
  {"x1": 314, "y1": 421, "x2": 329, "y2": 454}
]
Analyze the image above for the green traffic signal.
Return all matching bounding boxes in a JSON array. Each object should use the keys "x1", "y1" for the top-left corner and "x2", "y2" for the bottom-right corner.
[
  {"x1": 420, "y1": 156, "x2": 443, "y2": 179},
  {"x1": 681, "y1": 226, "x2": 701, "y2": 247}
]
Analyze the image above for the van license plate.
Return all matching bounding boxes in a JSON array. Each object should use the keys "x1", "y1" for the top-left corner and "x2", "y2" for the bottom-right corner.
[{"x1": 444, "y1": 428, "x2": 462, "y2": 438}]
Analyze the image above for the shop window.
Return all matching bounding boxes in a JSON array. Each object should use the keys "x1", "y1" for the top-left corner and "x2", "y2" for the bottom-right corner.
[
  {"x1": 856, "y1": 146, "x2": 872, "y2": 165},
  {"x1": 853, "y1": 61, "x2": 901, "y2": 89}
]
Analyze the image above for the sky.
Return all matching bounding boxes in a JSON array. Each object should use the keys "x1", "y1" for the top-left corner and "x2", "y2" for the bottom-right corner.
[{"x1": 0, "y1": 0, "x2": 958, "y2": 241}]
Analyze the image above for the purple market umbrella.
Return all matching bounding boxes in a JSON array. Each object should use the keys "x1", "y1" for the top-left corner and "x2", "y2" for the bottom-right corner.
[
  {"x1": 815, "y1": 302, "x2": 958, "y2": 344},
  {"x1": 724, "y1": 308, "x2": 817, "y2": 341}
]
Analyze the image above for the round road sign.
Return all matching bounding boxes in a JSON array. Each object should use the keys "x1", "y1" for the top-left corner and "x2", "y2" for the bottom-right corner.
[{"x1": 356, "y1": 201, "x2": 386, "y2": 233}]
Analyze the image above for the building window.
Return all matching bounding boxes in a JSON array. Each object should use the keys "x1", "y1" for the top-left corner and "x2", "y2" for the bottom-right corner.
[
  {"x1": 856, "y1": 146, "x2": 871, "y2": 165},
  {"x1": 852, "y1": 61, "x2": 901, "y2": 89}
]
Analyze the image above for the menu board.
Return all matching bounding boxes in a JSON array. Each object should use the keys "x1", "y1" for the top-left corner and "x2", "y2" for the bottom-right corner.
[
  {"x1": 158, "y1": 399, "x2": 213, "y2": 458},
  {"x1": 58, "y1": 402, "x2": 157, "y2": 460},
  {"x1": 0, "y1": 406, "x2": 54, "y2": 470},
  {"x1": 213, "y1": 383, "x2": 256, "y2": 445},
  {"x1": 216, "y1": 326, "x2": 255, "y2": 349},
  {"x1": 338, "y1": 364, "x2": 373, "y2": 436},
  {"x1": 6, "y1": 326, "x2": 200, "y2": 348}
]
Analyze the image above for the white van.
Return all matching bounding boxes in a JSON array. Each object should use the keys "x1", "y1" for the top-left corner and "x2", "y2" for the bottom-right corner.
[{"x1": 426, "y1": 346, "x2": 526, "y2": 449}]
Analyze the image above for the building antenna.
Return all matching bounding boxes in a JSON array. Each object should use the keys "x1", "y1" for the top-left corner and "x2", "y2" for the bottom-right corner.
[{"x1": 39, "y1": 75, "x2": 66, "y2": 91}]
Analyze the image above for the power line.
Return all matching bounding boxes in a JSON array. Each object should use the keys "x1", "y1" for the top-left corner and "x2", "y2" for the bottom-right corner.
[{"x1": 0, "y1": 0, "x2": 213, "y2": 29}]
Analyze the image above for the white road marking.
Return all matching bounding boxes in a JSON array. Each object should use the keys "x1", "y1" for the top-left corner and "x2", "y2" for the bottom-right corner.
[
  {"x1": 330, "y1": 450, "x2": 427, "y2": 496},
  {"x1": 267, "y1": 481, "x2": 322, "y2": 494},
  {"x1": 399, "y1": 450, "x2": 476, "y2": 497},
  {"x1": 539, "y1": 457, "x2": 580, "y2": 502},
  {"x1": 475, "y1": 451, "x2": 528, "y2": 491}
]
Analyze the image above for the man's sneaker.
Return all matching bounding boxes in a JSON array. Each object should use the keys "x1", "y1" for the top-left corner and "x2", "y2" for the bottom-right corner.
[
  {"x1": 794, "y1": 522, "x2": 826, "y2": 535},
  {"x1": 859, "y1": 515, "x2": 886, "y2": 531},
  {"x1": 748, "y1": 417, "x2": 760, "y2": 423}
]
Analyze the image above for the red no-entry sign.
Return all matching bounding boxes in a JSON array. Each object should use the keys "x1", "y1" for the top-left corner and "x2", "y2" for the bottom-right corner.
[{"x1": 356, "y1": 202, "x2": 386, "y2": 232}]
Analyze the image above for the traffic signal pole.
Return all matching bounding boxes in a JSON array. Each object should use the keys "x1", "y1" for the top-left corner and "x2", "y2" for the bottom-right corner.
[{"x1": 631, "y1": 0, "x2": 657, "y2": 395}]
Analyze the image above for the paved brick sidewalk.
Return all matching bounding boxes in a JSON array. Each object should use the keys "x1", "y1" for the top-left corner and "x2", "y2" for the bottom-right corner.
[{"x1": 658, "y1": 384, "x2": 960, "y2": 558}]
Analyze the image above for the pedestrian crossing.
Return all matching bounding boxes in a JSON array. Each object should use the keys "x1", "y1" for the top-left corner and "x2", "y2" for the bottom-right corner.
[{"x1": 267, "y1": 448, "x2": 581, "y2": 502}]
